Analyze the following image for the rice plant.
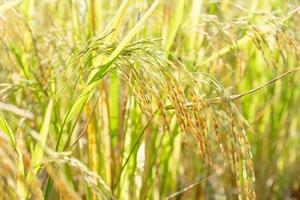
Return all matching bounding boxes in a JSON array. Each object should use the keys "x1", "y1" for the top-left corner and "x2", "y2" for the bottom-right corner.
[{"x1": 0, "y1": 0, "x2": 299, "y2": 199}]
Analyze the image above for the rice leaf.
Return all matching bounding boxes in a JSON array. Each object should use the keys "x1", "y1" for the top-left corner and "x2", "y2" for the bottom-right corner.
[
  {"x1": 164, "y1": 0, "x2": 184, "y2": 54},
  {"x1": 0, "y1": 112, "x2": 15, "y2": 147},
  {"x1": 31, "y1": 99, "x2": 54, "y2": 174}
]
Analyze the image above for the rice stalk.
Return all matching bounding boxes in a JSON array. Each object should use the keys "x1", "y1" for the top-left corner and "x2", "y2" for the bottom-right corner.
[{"x1": 69, "y1": 36, "x2": 256, "y2": 199}]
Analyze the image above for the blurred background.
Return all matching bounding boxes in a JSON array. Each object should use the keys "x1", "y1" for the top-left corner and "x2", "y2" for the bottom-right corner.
[{"x1": 0, "y1": 0, "x2": 300, "y2": 199}]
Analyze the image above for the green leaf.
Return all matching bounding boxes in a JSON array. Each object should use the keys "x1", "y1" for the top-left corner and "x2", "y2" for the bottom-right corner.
[
  {"x1": 31, "y1": 99, "x2": 54, "y2": 172},
  {"x1": 0, "y1": 112, "x2": 16, "y2": 147},
  {"x1": 164, "y1": 0, "x2": 184, "y2": 54}
]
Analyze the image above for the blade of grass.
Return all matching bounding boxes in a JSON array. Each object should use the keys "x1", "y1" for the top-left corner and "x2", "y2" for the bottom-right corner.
[
  {"x1": 105, "y1": 0, "x2": 132, "y2": 43},
  {"x1": 27, "y1": 99, "x2": 54, "y2": 182},
  {"x1": 0, "y1": 112, "x2": 16, "y2": 147},
  {"x1": 164, "y1": 0, "x2": 184, "y2": 55}
]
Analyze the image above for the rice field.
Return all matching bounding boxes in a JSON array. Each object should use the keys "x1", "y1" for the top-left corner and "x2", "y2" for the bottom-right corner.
[{"x1": 0, "y1": 0, "x2": 299, "y2": 199}]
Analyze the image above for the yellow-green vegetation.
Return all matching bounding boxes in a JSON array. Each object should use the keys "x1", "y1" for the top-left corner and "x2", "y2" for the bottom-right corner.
[{"x1": 0, "y1": 0, "x2": 299, "y2": 199}]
